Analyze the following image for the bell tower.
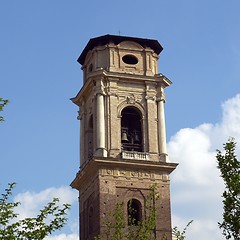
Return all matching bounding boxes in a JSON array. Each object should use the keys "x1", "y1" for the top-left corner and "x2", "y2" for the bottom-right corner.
[{"x1": 71, "y1": 35, "x2": 177, "y2": 240}]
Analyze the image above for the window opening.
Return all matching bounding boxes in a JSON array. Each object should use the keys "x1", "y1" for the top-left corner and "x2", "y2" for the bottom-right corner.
[
  {"x1": 121, "y1": 107, "x2": 142, "y2": 152},
  {"x1": 122, "y1": 54, "x2": 138, "y2": 65},
  {"x1": 128, "y1": 199, "x2": 142, "y2": 226}
]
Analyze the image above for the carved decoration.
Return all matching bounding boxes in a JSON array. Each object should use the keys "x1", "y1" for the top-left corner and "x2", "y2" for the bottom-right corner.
[
  {"x1": 126, "y1": 94, "x2": 136, "y2": 104},
  {"x1": 106, "y1": 169, "x2": 113, "y2": 175},
  {"x1": 145, "y1": 95, "x2": 156, "y2": 101},
  {"x1": 100, "y1": 167, "x2": 166, "y2": 181},
  {"x1": 120, "y1": 170, "x2": 126, "y2": 176},
  {"x1": 131, "y1": 171, "x2": 138, "y2": 177}
]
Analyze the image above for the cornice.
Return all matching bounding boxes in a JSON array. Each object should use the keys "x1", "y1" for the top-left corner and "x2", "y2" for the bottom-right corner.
[
  {"x1": 71, "y1": 70, "x2": 172, "y2": 106},
  {"x1": 70, "y1": 157, "x2": 178, "y2": 190}
]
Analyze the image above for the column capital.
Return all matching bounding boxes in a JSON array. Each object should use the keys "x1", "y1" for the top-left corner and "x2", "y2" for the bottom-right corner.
[
  {"x1": 77, "y1": 110, "x2": 82, "y2": 120},
  {"x1": 94, "y1": 88, "x2": 106, "y2": 97},
  {"x1": 145, "y1": 95, "x2": 156, "y2": 101},
  {"x1": 77, "y1": 107, "x2": 87, "y2": 120},
  {"x1": 156, "y1": 90, "x2": 166, "y2": 102},
  {"x1": 94, "y1": 78, "x2": 106, "y2": 96},
  {"x1": 77, "y1": 100, "x2": 86, "y2": 120}
]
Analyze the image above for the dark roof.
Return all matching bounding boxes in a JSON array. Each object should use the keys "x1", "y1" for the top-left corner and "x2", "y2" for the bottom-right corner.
[{"x1": 78, "y1": 34, "x2": 163, "y2": 65}]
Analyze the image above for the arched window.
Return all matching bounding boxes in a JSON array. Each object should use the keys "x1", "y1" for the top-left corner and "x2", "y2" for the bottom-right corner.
[
  {"x1": 121, "y1": 107, "x2": 142, "y2": 152},
  {"x1": 127, "y1": 199, "x2": 142, "y2": 226}
]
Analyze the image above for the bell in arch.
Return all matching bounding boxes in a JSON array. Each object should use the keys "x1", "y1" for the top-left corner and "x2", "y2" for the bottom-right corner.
[
  {"x1": 121, "y1": 129, "x2": 128, "y2": 141},
  {"x1": 134, "y1": 132, "x2": 140, "y2": 142}
]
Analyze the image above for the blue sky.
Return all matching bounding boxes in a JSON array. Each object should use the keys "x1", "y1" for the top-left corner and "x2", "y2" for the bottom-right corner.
[{"x1": 1, "y1": 1, "x2": 240, "y2": 239}]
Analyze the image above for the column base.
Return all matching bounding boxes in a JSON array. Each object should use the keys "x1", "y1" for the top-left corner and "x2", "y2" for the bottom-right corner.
[
  {"x1": 160, "y1": 153, "x2": 170, "y2": 162},
  {"x1": 95, "y1": 148, "x2": 108, "y2": 157}
]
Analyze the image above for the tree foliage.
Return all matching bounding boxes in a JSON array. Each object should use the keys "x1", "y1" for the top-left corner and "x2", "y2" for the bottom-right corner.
[
  {"x1": 95, "y1": 186, "x2": 158, "y2": 240},
  {"x1": 172, "y1": 220, "x2": 193, "y2": 240},
  {"x1": 95, "y1": 185, "x2": 193, "y2": 240},
  {"x1": 0, "y1": 98, "x2": 9, "y2": 122},
  {"x1": 0, "y1": 98, "x2": 8, "y2": 122},
  {"x1": 126, "y1": 188, "x2": 158, "y2": 240},
  {"x1": 96, "y1": 186, "x2": 194, "y2": 240},
  {"x1": 0, "y1": 183, "x2": 71, "y2": 239},
  {"x1": 216, "y1": 138, "x2": 240, "y2": 240}
]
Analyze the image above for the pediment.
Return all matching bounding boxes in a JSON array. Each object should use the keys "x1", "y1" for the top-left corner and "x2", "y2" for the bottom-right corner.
[{"x1": 118, "y1": 41, "x2": 144, "y2": 50}]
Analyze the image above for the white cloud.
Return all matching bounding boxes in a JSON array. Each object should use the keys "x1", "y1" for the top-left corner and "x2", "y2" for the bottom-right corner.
[
  {"x1": 172, "y1": 216, "x2": 223, "y2": 240},
  {"x1": 221, "y1": 94, "x2": 240, "y2": 139},
  {"x1": 168, "y1": 94, "x2": 240, "y2": 240},
  {"x1": 45, "y1": 233, "x2": 79, "y2": 240},
  {"x1": 14, "y1": 186, "x2": 78, "y2": 219},
  {"x1": 168, "y1": 127, "x2": 216, "y2": 186},
  {"x1": 13, "y1": 186, "x2": 79, "y2": 239}
]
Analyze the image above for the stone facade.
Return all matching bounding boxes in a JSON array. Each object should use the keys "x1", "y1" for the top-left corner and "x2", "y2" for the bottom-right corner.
[{"x1": 71, "y1": 35, "x2": 177, "y2": 240}]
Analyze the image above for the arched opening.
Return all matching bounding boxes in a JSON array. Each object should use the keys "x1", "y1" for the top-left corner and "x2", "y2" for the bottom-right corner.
[
  {"x1": 127, "y1": 199, "x2": 142, "y2": 226},
  {"x1": 121, "y1": 107, "x2": 143, "y2": 152}
]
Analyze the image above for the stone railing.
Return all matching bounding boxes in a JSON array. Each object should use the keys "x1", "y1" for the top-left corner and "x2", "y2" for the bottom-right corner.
[{"x1": 122, "y1": 151, "x2": 150, "y2": 160}]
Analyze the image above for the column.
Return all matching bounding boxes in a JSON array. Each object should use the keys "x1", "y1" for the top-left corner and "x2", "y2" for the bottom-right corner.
[
  {"x1": 78, "y1": 100, "x2": 85, "y2": 167},
  {"x1": 157, "y1": 87, "x2": 168, "y2": 162},
  {"x1": 96, "y1": 93, "x2": 105, "y2": 149},
  {"x1": 95, "y1": 80, "x2": 107, "y2": 157}
]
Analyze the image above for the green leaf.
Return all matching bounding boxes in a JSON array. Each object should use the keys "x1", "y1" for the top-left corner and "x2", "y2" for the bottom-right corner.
[{"x1": 216, "y1": 138, "x2": 240, "y2": 240}]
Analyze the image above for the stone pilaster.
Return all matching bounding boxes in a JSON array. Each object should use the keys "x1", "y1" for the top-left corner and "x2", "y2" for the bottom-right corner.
[{"x1": 145, "y1": 84, "x2": 158, "y2": 154}]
